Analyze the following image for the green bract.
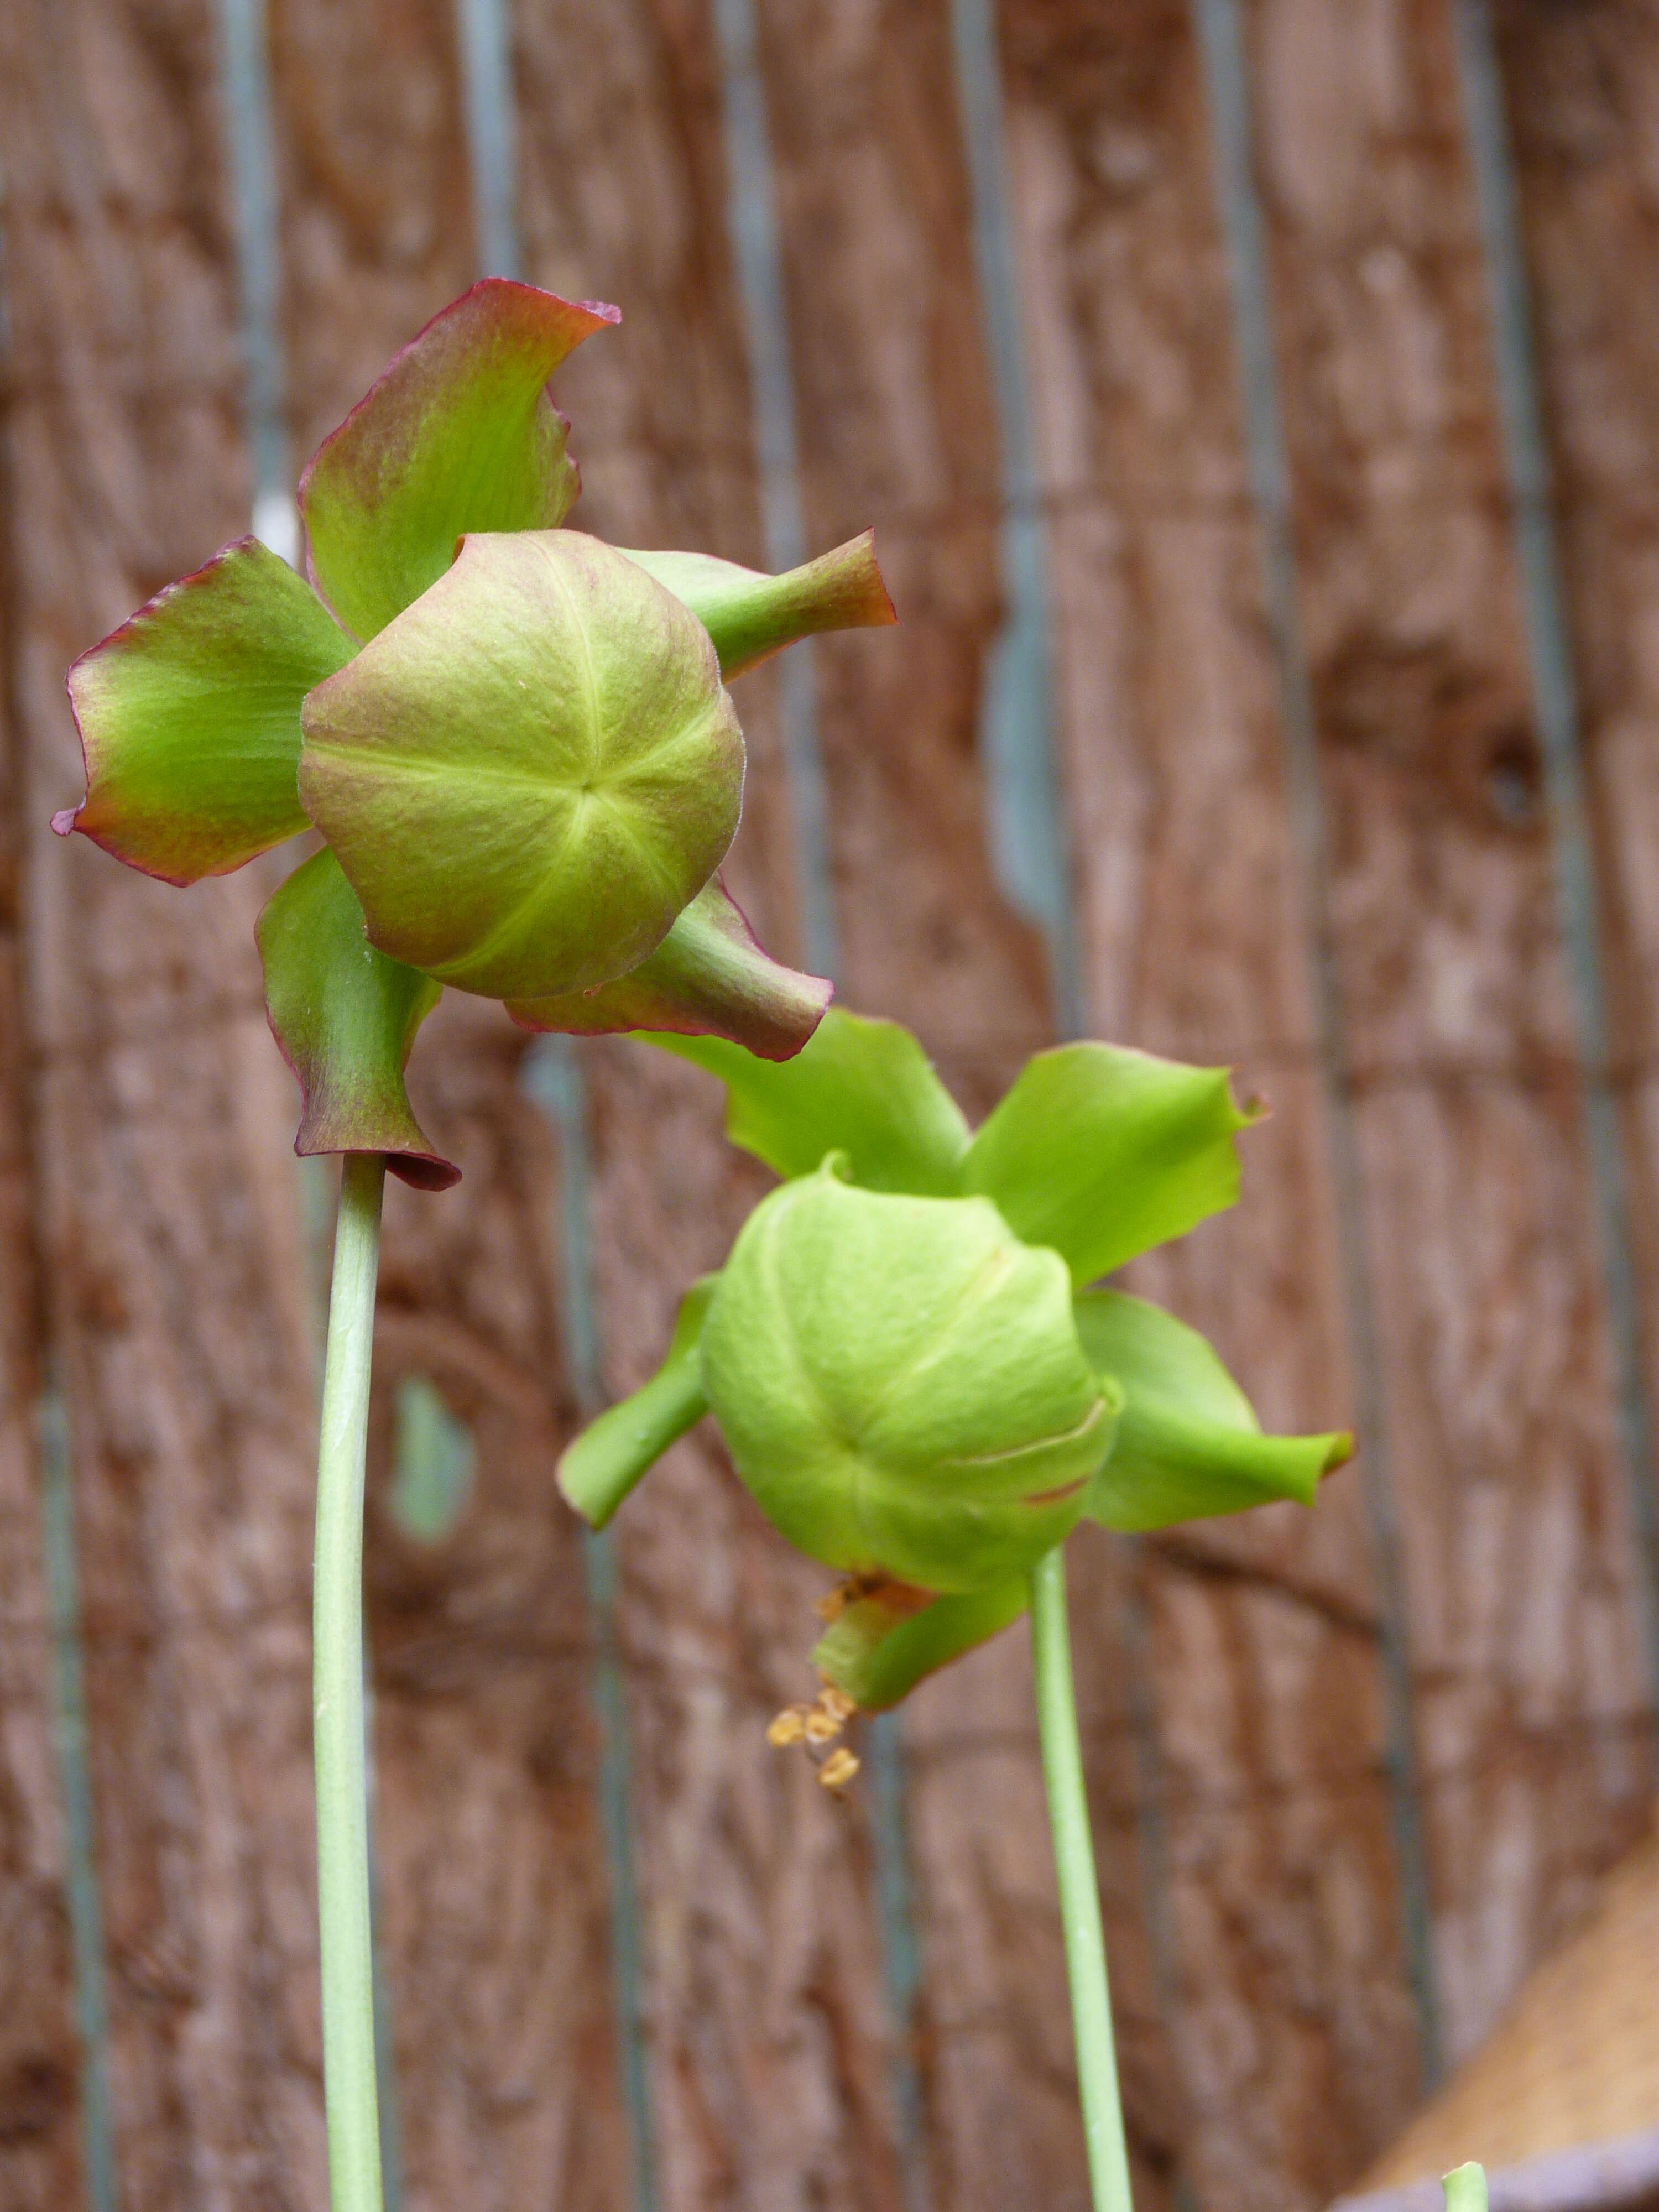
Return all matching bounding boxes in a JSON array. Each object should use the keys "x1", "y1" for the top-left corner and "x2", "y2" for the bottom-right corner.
[
  {"x1": 55, "y1": 281, "x2": 896, "y2": 1183},
  {"x1": 559, "y1": 1006, "x2": 1353, "y2": 1709}
]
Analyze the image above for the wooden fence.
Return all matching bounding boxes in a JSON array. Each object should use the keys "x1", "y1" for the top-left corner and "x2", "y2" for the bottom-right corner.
[{"x1": 2, "y1": 1, "x2": 1657, "y2": 2208}]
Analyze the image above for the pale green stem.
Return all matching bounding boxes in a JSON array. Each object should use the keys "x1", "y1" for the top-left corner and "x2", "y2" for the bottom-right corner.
[
  {"x1": 1030, "y1": 1544, "x2": 1135, "y2": 2212},
  {"x1": 315, "y1": 1153, "x2": 388, "y2": 2212},
  {"x1": 1443, "y1": 2164, "x2": 1488, "y2": 2211}
]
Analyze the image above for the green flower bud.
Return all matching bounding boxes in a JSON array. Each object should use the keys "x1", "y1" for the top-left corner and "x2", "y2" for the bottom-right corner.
[
  {"x1": 699, "y1": 1163, "x2": 1120, "y2": 1593},
  {"x1": 300, "y1": 529, "x2": 744, "y2": 1002}
]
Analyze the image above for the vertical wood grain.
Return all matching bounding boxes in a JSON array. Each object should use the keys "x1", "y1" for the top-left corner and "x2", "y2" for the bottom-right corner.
[
  {"x1": 262, "y1": 2, "x2": 634, "y2": 2201},
  {"x1": 2, "y1": 4, "x2": 335, "y2": 2203},
  {"x1": 1240, "y1": 0, "x2": 1657, "y2": 2068},
  {"x1": 512, "y1": 6, "x2": 910, "y2": 2206},
  {"x1": 753, "y1": 7, "x2": 1181, "y2": 2210},
  {"x1": 0, "y1": 87, "x2": 87, "y2": 2193},
  {"x1": 992, "y1": 6, "x2": 1424, "y2": 2204},
  {"x1": 1489, "y1": 0, "x2": 1659, "y2": 1655}
]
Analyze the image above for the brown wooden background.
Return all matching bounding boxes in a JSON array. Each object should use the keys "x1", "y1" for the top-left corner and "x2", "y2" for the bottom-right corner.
[{"x1": 3, "y1": 1, "x2": 1658, "y2": 2209}]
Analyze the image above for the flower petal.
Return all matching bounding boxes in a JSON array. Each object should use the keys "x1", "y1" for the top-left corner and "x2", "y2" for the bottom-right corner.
[
  {"x1": 506, "y1": 877, "x2": 831, "y2": 1061},
  {"x1": 299, "y1": 530, "x2": 743, "y2": 1001},
  {"x1": 56, "y1": 538, "x2": 352, "y2": 884},
  {"x1": 812, "y1": 1578, "x2": 1029, "y2": 1709},
  {"x1": 648, "y1": 1005, "x2": 971, "y2": 1192},
  {"x1": 299, "y1": 279, "x2": 619, "y2": 640},
  {"x1": 960, "y1": 1045, "x2": 1262, "y2": 1284},
  {"x1": 1073, "y1": 1289, "x2": 1352, "y2": 1531},
  {"x1": 618, "y1": 530, "x2": 896, "y2": 680},
  {"x1": 556, "y1": 1277, "x2": 718, "y2": 1528},
  {"x1": 257, "y1": 847, "x2": 458, "y2": 1191}
]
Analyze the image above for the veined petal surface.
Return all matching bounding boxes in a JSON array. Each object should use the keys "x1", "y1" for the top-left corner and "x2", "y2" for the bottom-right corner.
[
  {"x1": 961, "y1": 1044, "x2": 1261, "y2": 1284},
  {"x1": 651, "y1": 1005, "x2": 971, "y2": 1193},
  {"x1": 58, "y1": 538, "x2": 351, "y2": 884},
  {"x1": 299, "y1": 531, "x2": 744, "y2": 1001},
  {"x1": 701, "y1": 1171, "x2": 1116, "y2": 1593},
  {"x1": 299, "y1": 278, "x2": 619, "y2": 640}
]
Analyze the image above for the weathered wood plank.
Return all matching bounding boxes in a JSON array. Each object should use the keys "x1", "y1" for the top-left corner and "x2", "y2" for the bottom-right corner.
[
  {"x1": 994, "y1": 5, "x2": 1423, "y2": 2204},
  {"x1": 2, "y1": 6, "x2": 333, "y2": 2203},
  {"x1": 1242, "y1": 0, "x2": 1657, "y2": 2067},
  {"x1": 1490, "y1": 0, "x2": 1659, "y2": 1611},
  {"x1": 511, "y1": 5, "x2": 910, "y2": 2204},
  {"x1": 753, "y1": 7, "x2": 1182, "y2": 2209},
  {"x1": 263, "y1": 3, "x2": 633, "y2": 2200},
  {"x1": 368, "y1": 1021, "x2": 629, "y2": 2211},
  {"x1": 0, "y1": 113, "x2": 87, "y2": 2197}
]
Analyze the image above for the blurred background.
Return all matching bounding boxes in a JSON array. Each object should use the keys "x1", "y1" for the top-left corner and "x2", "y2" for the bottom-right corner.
[{"x1": 3, "y1": 1, "x2": 1658, "y2": 2208}]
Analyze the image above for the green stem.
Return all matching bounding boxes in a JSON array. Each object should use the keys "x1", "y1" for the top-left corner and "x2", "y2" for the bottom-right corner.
[
  {"x1": 1030, "y1": 1543, "x2": 1135, "y2": 2212},
  {"x1": 315, "y1": 1153, "x2": 388, "y2": 2212}
]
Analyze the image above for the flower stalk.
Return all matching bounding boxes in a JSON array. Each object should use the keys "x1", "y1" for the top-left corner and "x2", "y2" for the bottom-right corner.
[
  {"x1": 314, "y1": 1152, "x2": 389, "y2": 2212},
  {"x1": 1030, "y1": 1543, "x2": 1135, "y2": 2212}
]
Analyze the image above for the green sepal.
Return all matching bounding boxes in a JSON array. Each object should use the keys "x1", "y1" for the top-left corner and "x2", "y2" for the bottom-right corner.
[
  {"x1": 1442, "y1": 2168, "x2": 1488, "y2": 2212},
  {"x1": 813, "y1": 1578, "x2": 1029, "y2": 1710},
  {"x1": 255, "y1": 847, "x2": 456, "y2": 1191},
  {"x1": 299, "y1": 278, "x2": 619, "y2": 641},
  {"x1": 618, "y1": 530, "x2": 896, "y2": 681},
  {"x1": 56, "y1": 538, "x2": 352, "y2": 885},
  {"x1": 557, "y1": 1277, "x2": 718, "y2": 1527},
  {"x1": 506, "y1": 876, "x2": 831, "y2": 1062},
  {"x1": 1073, "y1": 1289, "x2": 1351, "y2": 1531},
  {"x1": 961, "y1": 1044, "x2": 1261, "y2": 1285},
  {"x1": 701, "y1": 1167, "x2": 1118, "y2": 1593},
  {"x1": 299, "y1": 530, "x2": 743, "y2": 1001},
  {"x1": 649, "y1": 1005, "x2": 971, "y2": 1193}
]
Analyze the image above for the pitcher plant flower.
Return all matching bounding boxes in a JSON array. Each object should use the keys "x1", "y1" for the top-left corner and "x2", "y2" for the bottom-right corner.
[
  {"x1": 56, "y1": 279, "x2": 896, "y2": 1188},
  {"x1": 54, "y1": 281, "x2": 896, "y2": 2212},
  {"x1": 559, "y1": 1006, "x2": 1353, "y2": 2212},
  {"x1": 561, "y1": 1005, "x2": 1352, "y2": 1712}
]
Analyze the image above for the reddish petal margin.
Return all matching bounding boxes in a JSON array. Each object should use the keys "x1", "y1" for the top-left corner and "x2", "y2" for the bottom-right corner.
[
  {"x1": 299, "y1": 279, "x2": 620, "y2": 643},
  {"x1": 257, "y1": 848, "x2": 459, "y2": 1192},
  {"x1": 505, "y1": 875, "x2": 832, "y2": 1062},
  {"x1": 618, "y1": 529, "x2": 897, "y2": 680},
  {"x1": 56, "y1": 537, "x2": 352, "y2": 885}
]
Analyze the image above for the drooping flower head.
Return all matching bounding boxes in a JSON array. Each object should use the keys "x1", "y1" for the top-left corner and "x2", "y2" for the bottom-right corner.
[
  {"x1": 560, "y1": 1010, "x2": 1353, "y2": 1737},
  {"x1": 56, "y1": 282, "x2": 896, "y2": 1186}
]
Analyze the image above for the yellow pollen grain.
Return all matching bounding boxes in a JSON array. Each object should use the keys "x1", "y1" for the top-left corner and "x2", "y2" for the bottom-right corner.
[{"x1": 817, "y1": 1749, "x2": 860, "y2": 1791}]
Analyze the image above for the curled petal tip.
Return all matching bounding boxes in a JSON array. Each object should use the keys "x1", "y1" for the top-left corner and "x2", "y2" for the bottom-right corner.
[
  {"x1": 50, "y1": 807, "x2": 78, "y2": 838},
  {"x1": 507, "y1": 875, "x2": 831, "y2": 1062},
  {"x1": 259, "y1": 848, "x2": 459, "y2": 1193},
  {"x1": 855, "y1": 528, "x2": 899, "y2": 628},
  {"x1": 618, "y1": 529, "x2": 899, "y2": 680},
  {"x1": 309, "y1": 1144, "x2": 461, "y2": 1194}
]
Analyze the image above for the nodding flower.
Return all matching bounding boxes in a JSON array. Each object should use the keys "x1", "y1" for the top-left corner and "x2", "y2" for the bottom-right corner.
[
  {"x1": 56, "y1": 280, "x2": 895, "y2": 1190},
  {"x1": 558, "y1": 1007, "x2": 1354, "y2": 1725}
]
